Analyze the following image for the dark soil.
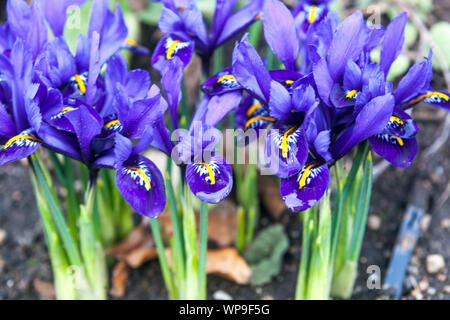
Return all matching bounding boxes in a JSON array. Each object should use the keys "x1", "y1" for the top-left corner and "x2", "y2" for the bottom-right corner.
[{"x1": 0, "y1": 0, "x2": 449, "y2": 300}]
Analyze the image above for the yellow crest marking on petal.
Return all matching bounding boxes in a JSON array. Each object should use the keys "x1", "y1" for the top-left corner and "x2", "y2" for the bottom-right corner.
[
  {"x1": 197, "y1": 162, "x2": 216, "y2": 185},
  {"x1": 407, "y1": 91, "x2": 450, "y2": 105},
  {"x1": 4, "y1": 135, "x2": 43, "y2": 149},
  {"x1": 308, "y1": 5, "x2": 317, "y2": 24},
  {"x1": 299, "y1": 163, "x2": 319, "y2": 190},
  {"x1": 125, "y1": 38, "x2": 138, "y2": 47},
  {"x1": 246, "y1": 102, "x2": 262, "y2": 117},
  {"x1": 346, "y1": 89, "x2": 358, "y2": 99},
  {"x1": 254, "y1": 12, "x2": 263, "y2": 21},
  {"x1": 390, "y1": 116, "x2": 404, "y2": 125},
  {"x1": 166, "y1": 40, "x2": 181, "y2": 60},
  {"x1": 217, "y1": 74, "x2": 236, "y2": 84},
  {"x1": 126, "y1": 167, "x2": 152, "y2": 190},
  {"x1": 394, "y1": 136, "x2": 404, "y2": 146},
  {"x1": 285, "y1": 80, "x2": 294, "y2": 85},
  {"x1": 178, "y1": 6, "x2": 184, "y2": 13},
  {"x1": 104, "y1": 120, "x2": 121, "y2": 128},
  {"x1": 74, "y1": 74, "x2": 86, "y2": 94},
  {"x1": 281, "y1": 126, "x2": 297, "y2": 158},
  {"x1": 244, "y1": 116, "x2": 276, "y2": 130},
  {"x1": 61, "y1": 107, "x2": 74, "y2": 113}
]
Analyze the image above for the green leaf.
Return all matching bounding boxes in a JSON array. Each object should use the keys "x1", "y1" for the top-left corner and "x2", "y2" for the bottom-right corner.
[
  {"x1": 430, "y1": 22, "x2": 450, "y2": 71},
  {"x1": 63, "y1": 1, "x2": 92, "y2": 54},
  {"x1": 386, "y1": 54, "x2": 411, "y2": 82},
  {"x1": 405, "y1": 22, "x2": 418, "y2": 48},
  {"x1": 140, "y1": 2, "x2": 163, "y2": 26},
  {"x1": 244, "y1": 224, "x2": 289, "y2": 286}
]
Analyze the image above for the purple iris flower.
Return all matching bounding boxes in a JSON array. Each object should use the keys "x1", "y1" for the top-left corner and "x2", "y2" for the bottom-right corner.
[
  {"x1": 151, "y1": 0, "x2": 265, "y2": 72},
  {"x1": 0, "y1": 0, "x2": 168, "y2": 218},
  {"x1": 173, "y1": 115, "x2": 233, "y2": 203}
]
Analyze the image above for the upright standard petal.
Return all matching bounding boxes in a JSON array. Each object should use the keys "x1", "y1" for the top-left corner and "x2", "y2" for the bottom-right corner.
[
  {"x1": 280, "y1": 161, "x2": 329, "y2": 212},
  {"x1": 216, "y1": 0, "x2": 263, "y2": 47},
  {"x1": 380, "y1": 12, "x2": 407, "y2": 76},
  {"x1": 326, "y1": 10, "x2": 367, "y2": 81},
  {"x1": 186, "y1": 154, "x2": 233, "y2": 203},
  {"x1": 116, "y1": 154, "x2": 166, "y2": 217},
  {"x1": 263, "y1": 0, "x2": 299, "y2": 70},
  {"x1": 232, "y1": 34, "x2": 272, "y2": 103}
]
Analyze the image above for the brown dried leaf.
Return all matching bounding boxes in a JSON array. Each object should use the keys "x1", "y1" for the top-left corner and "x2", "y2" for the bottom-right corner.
[
  {"x1": 125, "y1": 247, "x2": 159, "y2": 268},
  {"x1": 110, "y1": 261, "x2": 129, "y2": 298},
  {"x1": 160, "y1": 200, "x2": 238, "y2": 247},
  {"x1": 207, "y1": 201, "x2": 238, "y2": 247},
  {"x1": 206, "y1": 248, "x2": 251, "y2": 285},
  {"x1": 258, "y1": 176, "x2": 286, "y2": 220},
  {"x1": 107, "y1": 224, "x2": 151, "y2": 258},
  {"x1": 33, "y1": 278, "x2": 55, "y2": 300}
]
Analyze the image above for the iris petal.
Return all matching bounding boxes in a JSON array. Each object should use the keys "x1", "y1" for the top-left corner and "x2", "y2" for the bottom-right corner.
[
  {"x1": 0, "y1": 129, "x2": 42, "y2": 166},
  {"x1": 116, "y1": 155, "x2": 166, "y2": 218},
  {"x1": 280, "y1": 162, "x2": 329, "y2": 212},
  {"x1": 202, "y1": 67, "x2": 242, "y2": 96},
  {"x1": 186, "y1": 155, "x2": 233, "y2": 204},
  {"x1": 264, "y1": 124, "x2": 308, "y2": 178},
  {"x1": 369, "y1": 134, "x2": 417, "y2": 168}
]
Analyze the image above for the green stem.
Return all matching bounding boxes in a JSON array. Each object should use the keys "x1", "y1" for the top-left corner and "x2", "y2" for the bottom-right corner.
[
  {"x1": 182, "y1": 189, "x2": 198, "y2": 299},
  {"x1": 149, "y1": 218, "x2": 176, "y2": 299},
  {"x1": 295, "y1": 207, "x2": 314, "y2": 300},
  {"x1": 166, "y1": 166, "x2": 186, "y2": 276},
  {"x1": 198, "y1": 201, "x2": 208, "y2": 299},
  {"x1": 79, "y1": 183, "x2": 107, "y2": 299},
  {"x1": 31, "y1": 155, "x2": 82, "y2": 267},
  {"x1": 31, "y1": 171, "x2": 77, "y2": 299},
  {"x1": 236, "y1": 206, "x2": 246, "y2": 253}
]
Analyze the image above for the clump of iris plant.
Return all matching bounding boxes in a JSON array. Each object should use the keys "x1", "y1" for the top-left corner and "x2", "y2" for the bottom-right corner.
[
  {"x1": 202, "y1": 0, "x2": 449, "y2": 299},
  {"x1": 0, "y1": 0, "x2": 168, "y2": 299}
]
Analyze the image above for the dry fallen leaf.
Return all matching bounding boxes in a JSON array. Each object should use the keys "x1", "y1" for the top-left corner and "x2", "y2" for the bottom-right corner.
[
  {"x1": 110, "y1": 260, "x2": 128, "y2": 298},
  {"x1": 160, "y1": 200, "x2": 238, "y2": 248},
  {"x1": 107, "y1": 224, "x2": 151, "y2": 259},
  {"x1": 258, "y1": 176, "x2": 286, "y2": 220},
  {"x1": 206, "y1": 248, "x2": 251, "y2": 285},
  {"x1": 125, "y1": 246, "x2": 159, "y2": 268},
  {"x1": 33, "y1": 278, "x2": 55, "y2": 300},
  {"x1": 207, "y1": 201, "x2": 238, "y2": 247}
]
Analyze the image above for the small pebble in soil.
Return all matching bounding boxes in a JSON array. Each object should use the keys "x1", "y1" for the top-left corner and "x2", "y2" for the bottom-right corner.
[
  {"x1": 6, "y1": 279, "x2": 14, "y2": 288},
  {"x1": 440, "y1": 218, "x2": 450, "y2": 229},
  {"x1": 426, "y1": 254, "x2": 446, "y2": 274},
  {"x1": 368, "y1": 215, "x2": 381, "y2": 231},
  {"x1": 213, "y1": 290, "x2": 233, "y2": 300},
  {"x1": 420, "y1": 214, "x2": 431, "y2": 232},
  {"x1": 0, "y1": 256, "x2": 5, "y2": 272},
  {"x1": 427, "y1": 287, "x2": 437, "y2": 296},
  {"x1": 419, "y1": 278, "x2": 429, "y2": 291},
  {"x1": 11, "y1": 191, "x2": 22, "y2": 202},
  {"x1": 436, "y1": 273, "x2": 447, "y2": 282},
  {"x1": 0, "y1": 229, "x2": 6, "y2": 246},
  {"x1": 407, "y1": 265, "x2": 419, "y2": 276}
]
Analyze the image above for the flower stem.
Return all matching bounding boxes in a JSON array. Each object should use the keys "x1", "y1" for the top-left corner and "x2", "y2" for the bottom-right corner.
[
  {"x1": 31, "y1": 154, "x2": 82, "y2": 267},
  {"x1": 149, "y1": 218, "x2": 176, "y2": 299},
  {"x1": 198, "y1": 201, "x2": 208, "y2": 299}
]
